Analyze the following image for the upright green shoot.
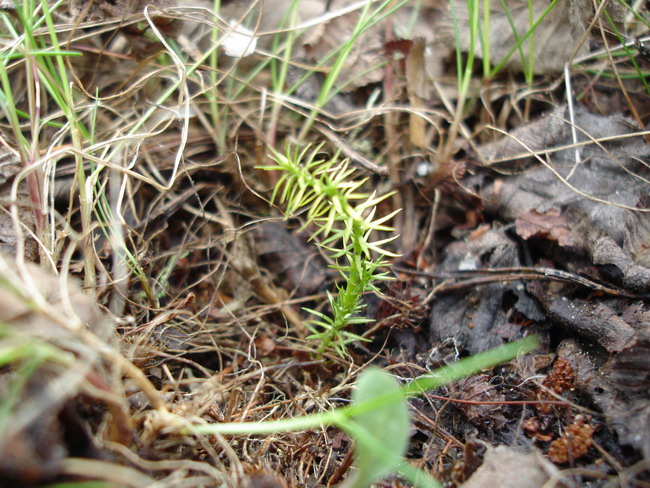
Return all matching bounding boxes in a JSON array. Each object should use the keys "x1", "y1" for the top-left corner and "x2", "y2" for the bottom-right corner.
[
  {"x1": 442, "y1": 0, "x2": 480, "y2": 162},
  {"x1": 489, "y1": 0, "x2": 559, "y2": 78},
  {"x1": 0, "y1": 0, "x2": 97, "y2": 281},
  {"x1": 481, "y1": 0, "x2": 491, "y2": 79},
  {"x1": 261, "y1": 144, "x2": 399, "y2": 357},
  {"x1": 194, "y1": 335, "x2": 540, "y2": 487},
  {"x1": 601, "y1": 7, "x2": 650, "y2": 96}
]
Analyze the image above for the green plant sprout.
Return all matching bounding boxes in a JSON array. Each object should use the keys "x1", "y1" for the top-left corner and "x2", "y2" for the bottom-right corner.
[
  {"x1": 193, "y1": 335, "x2": 540, "y2": 488},
  {"x1": 0, "y1": 1, "x2": 157, "y2": 304},
  {"x1": 442, "y1": 0, "x2": 560, "y2": 161},
  {"x1": 601, "y1": 6, "x2": 650, "y2": 96},
  {"x1": 262, "y1": 143, "x2": 399, "y2": 357}
]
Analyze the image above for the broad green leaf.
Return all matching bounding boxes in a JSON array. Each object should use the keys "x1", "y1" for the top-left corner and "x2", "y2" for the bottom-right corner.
[{"x1": 343, "y1": 367, "x2": 410, "y2": 488}]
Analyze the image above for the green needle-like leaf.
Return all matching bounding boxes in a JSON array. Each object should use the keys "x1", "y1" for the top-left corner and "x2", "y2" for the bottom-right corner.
[{"x1": 261, "y1": 143, "x2": 399, "y2": 355}]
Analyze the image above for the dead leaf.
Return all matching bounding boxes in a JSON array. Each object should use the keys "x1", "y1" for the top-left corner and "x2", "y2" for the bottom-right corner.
[
  {"x1": 478, "y1": 106, "x2": 650, "y2": 292},
  {"x1": 252, "y1": 222, "x2": 328, "y2": 297},
  {"x1": 461, "y1": 445, "x2": 561, "y2": 488},
  {"x1": 611, "y1": 337, "x2": 650, "y2": 393},
  {"x1": 0, "y1": 256, "x2": 113, "y2": 340},
  {"x1": 523, "y1": 416, "x2": 555, "y2": 442},
  {"x1": 218, "y1": 0, "x2": 324, "y2": 51},
  {"x1": 557, "y1": 338, "x2": 650, "y2": 460},
  {"x1": 449, "y1": 374, "x2": 507, "y2": 430},
  {"x1": 254, "y1": 334, "x2": 277, "y2": 357},
  {"x1": 624, "y1": 194, "x2": 650, "y2": 268},
  {"x1": 244, "y1": 464, "x2": 289, "y2": 488},
  {"x1": 69, "y1": 0, "x2": 176, "y2": 21},
  {"x1": 0, "y1": 252, "x2": 120, "y2": 483},
  {"x1": 429, "y1": 228, "x2": 536, "y2": 354},
  {"x1": 69, "y1": 0, "x2": 181, "y2": 61},
  {"x1": 515, "y1": 209, "x2": 575, "y2": 247}
]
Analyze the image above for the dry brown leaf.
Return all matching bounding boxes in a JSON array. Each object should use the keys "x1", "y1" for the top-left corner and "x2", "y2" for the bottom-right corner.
[
  {"x1": 252, "y1": 221, "x2": 327, "y2": 297},
  {"x1": 523, "y1": 416, "x2": 555, "y2": 442},
  {"x1": 515, "y1": 209, "x2": 575, "y2": 247},
  {"x1": 0, "y1": 253, "x2": 119, "y2": 483},
  {"x1": 69, "y1": 0, "x2": 176, "y2": 21},
  {"x1": 478, "y1": 107, "x2": 650, "y2": 292},
  {"x1": 624, "y1": 194, "x2": 650, "y2": 268},
  {"x1": 254, "y1": 334, "x2": 277, "y2": 357},
  {"x1": 611, "y1": 337, "x2": 650, "y2": 393},
  {"x1": 461, "y1": 445, "x2": 560, "y2": 488},
  {"x1": 244, "y1": 464, "x2": 289, "y2": 488},
  {"x1": 557, "y1": 337, "x2": 650, "y2": 460},
  {"x1": 428, "y1": 228, "x2": 537, "y2": 354},
  {"x1": 0, "y1": 253, "x2": 114, "y2": 346},
  {"x1": 218, "y1": 0, "x2": 324, "y2": 51},
  {"x1": 449, "y1": 374, "x2": 507, "y2": 429}
]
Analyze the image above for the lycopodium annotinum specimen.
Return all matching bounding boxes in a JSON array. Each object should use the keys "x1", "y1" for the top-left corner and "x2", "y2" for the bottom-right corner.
[{"x1": 261, "y1": 144, "x2": 399, "y2": 357}]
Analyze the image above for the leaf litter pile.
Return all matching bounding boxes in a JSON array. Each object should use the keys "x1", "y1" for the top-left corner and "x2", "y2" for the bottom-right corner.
[{"x1": 1, "y1": 0, "x2": 649, "y2": 486}]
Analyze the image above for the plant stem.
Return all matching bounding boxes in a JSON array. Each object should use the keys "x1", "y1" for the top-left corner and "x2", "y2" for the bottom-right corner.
[
  {"x1": 191, "y1": 335, "x2": 540, "y2": 435},
  {"x1": 262, "y1": 145, "x2": 397, "y2": 355}
]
